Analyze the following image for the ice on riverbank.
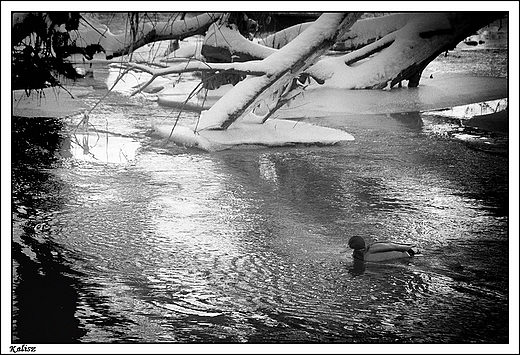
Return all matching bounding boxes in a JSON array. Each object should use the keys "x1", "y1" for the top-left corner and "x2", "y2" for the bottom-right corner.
[
  {"x1": 155, "y1": 73, "x2": 507, "y2": 117},
  {"x1": 157, "y1": 82, "x2": 233, "y2": 112}
]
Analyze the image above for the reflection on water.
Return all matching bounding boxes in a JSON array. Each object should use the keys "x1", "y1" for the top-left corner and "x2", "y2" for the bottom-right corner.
[
  {"x1": 64, "y1": 131, "x2": 141, "y2": 164},
  {"x1": 417, "y1": 99, "x2": 509, "y2": 156},
  {"x1": 11, "y1": 91, "x2": 509, "y2": 344}
]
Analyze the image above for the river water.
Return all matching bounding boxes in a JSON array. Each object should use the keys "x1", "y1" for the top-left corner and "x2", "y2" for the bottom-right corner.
[{"x1": 11, "y1": 50, "x2": 510, "y2": 345}]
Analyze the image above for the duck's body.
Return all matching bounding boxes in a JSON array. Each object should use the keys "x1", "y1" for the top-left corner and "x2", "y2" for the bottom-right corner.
[{"x1": 348, "y1": 236, "x2": 418, "y2": 262}]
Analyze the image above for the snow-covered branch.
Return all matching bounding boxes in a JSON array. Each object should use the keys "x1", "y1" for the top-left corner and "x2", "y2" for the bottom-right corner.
[
  {"x1": 202, "y1": 22, "x2": 277, "y2": 61},
  {"x1": 256, "y1": 13, "x2": 412, "y2": 51},
  {"x1": 336, "y1": 13, "x2": 416, "y2": 51},
  {"x1": 196, "y1": 13, "x2": 362, "y2": 131},
  {"x1": 257, "y1": 22, "x2": 312, "y2": 49},
  {"x1": 310, "y1": 12, "x2": 503, "y2": 89},
  {"x1": 71, "y1": 13, "x2": 223, "y2": 58},
  {"x1": 114, "y1": 12, "x2": 503, "y2": 97}
]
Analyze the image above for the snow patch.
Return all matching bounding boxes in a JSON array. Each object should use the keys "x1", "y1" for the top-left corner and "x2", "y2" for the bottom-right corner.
[{"x1": 151, "y1": 118, "x2": 354, "y2": 152}]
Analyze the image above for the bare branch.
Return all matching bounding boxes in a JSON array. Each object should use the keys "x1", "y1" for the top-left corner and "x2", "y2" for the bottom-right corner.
[
  {"x1": 116, "y1": 60, "x2": 267, "y2": 76},
  {"x1": 113, "y1": 60, "x2": 269, "y2": 96}
]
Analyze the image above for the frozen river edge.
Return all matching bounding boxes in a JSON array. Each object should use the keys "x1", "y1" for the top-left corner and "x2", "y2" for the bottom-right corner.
[{"x1": 13, "y1": 73, "x2": 507, "y2": 119}]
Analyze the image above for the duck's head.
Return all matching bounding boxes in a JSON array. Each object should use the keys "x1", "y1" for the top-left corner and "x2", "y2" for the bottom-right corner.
[{"x1": 348, "y1": 236, "x2": 366, "y2": 250}]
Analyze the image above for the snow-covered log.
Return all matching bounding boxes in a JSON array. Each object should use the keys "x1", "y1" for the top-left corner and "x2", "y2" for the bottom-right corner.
[
  {"x1": 151, "y1": 119, "x2": 355, "y2": 151},
  {"x1": 70, "y1": 13, "x2": 223, "y2": 58},
  {"x1": 309, "y1": 12, "x2": 505, "y2": 89}
]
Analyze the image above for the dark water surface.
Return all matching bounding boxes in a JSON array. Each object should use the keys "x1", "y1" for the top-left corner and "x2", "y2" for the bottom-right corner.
[{"x1": 11, "y1": 68, "x2": 509, "y2": 344}]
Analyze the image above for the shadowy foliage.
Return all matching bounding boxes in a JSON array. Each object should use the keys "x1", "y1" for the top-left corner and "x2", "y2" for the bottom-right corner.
[{"x1": 12, "y1": 12, "x2": 104, "y2": 92}]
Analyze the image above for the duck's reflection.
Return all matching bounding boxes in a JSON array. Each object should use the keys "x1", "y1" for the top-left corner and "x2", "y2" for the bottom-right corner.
[{"x1": 349, "y1": 255, "x2": 366, "y2": 276}]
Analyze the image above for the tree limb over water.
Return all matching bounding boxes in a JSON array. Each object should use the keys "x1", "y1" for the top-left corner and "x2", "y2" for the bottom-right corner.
[
  {"x1": 71, "y1": 13, "x2": 223, "y2": 59},
  {"x1": 113, "y1": 60, "x2": 268, "y2": 97},
  {"x1": 12, "y1": 11, "x2": 506, "y2": 140},
  {"x1": 197, "y1": 13, "x2": 362, "y2": 131},
  {"x1": 13, "y1": 11, "x2": 505, "y2": 92},
  {"x1": 200, "y1": 12, "x2": 505, "y2": 89}
]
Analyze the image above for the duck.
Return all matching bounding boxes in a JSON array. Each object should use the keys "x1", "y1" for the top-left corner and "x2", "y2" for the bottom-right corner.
[{"x1": 348, "y1": 236, "x2": 418, "y2": 262}]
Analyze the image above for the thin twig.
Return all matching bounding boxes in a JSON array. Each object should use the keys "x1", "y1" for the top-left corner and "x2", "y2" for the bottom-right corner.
[
  {"x1": 166, "y1": 80, "x2": 204, "y2": 144},
  {"x1": 79, "y1": 15, "x2": 108, "y2": 38},
  {"x1": 74, "y1": 66, "x2": 132, "y2": 131}
]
